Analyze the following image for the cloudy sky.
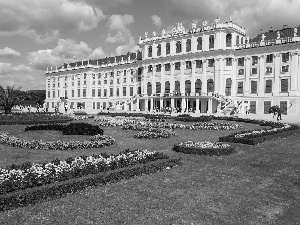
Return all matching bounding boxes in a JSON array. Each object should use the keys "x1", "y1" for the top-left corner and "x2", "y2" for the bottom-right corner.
[{"x1": 0, "y1": 0, "x2": 299, "y2": 90}]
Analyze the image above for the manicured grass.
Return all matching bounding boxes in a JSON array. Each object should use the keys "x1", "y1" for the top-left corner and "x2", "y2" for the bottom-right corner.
[{"x1": 0, "y1": 118, "x2": 300, "y2": 224}]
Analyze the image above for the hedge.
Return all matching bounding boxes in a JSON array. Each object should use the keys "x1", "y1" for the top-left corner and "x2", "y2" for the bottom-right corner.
[
  {"x1": 173, "y1": 144, "x2": 235, "y2": 156},
  {"x1": 0, "y1": 118, "x2": 73, "y2": 125},
  {"x1": 173, "y1": 116, "x2": 212, "y2": 122},
  {"x1": 0, "y1": 158, "x2": 181, "y2": 211}
]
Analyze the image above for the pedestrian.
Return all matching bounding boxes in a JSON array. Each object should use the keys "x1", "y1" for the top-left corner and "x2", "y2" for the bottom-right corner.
[{"x1": 277, "y1": 108, "x2": 282, "y2": 121}]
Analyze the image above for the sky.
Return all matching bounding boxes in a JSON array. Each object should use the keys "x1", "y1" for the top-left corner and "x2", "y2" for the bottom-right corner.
[{"x1": 0, "y1": 0, "x2": 300, "y2": 91}]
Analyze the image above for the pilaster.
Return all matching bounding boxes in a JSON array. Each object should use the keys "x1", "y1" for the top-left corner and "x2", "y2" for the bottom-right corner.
[
  {"x1": 291, "y1": 51, "x2": 299, "y2": 91},
  {"x1": 202, "y1": 59, "x2": 207, "y2": 93},
  {"x1": 191, "y1": 60, "x2": 196, "y2": 94},
  {"x1": 274, "y1": 53, "x2": 281, "y2": 95},
  {"x1": 258, "y1": 54, "x2": 266, "y2": 96}
]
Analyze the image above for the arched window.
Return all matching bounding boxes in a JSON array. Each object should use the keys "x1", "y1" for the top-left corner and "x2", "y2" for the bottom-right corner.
[
  {"x1": 165, "y1": 81, "x2": 170, "y2": 93},
  {"x1": 195, "y1": 79, "x2": 202, "y2": 93},
  {"x1": 147, "y1": 82, "x2": 152, "y2": 96},
  {"x1": 241, "y1": 37, "x2": 244, "y2": 44},
  {"x1": 176, "y1": 41, "x2": 182, "y2": 53},
  {"x1": 209, "y1": 35, "x2": 214, "y2": 49},
  {"x1": 207, "y1": 79, "x2": 214, "y2": 92},
  {"x1": 157, "y1": 44, "x2": 161, "y2": 56},
  {"x1": 197, "y1": 37, "x2": 202, "y2": 50},
  {"x1": 148, "y1": 46, "x2": 152, "y2": 57},
  {"x1": 185, "y1": 80, "x2": 191, "y2": 95},
  {"x1": 186, "y1": 39, "x2": 191, "y2": 52},
  {"x1": 156, "y1": 82, "x2": 161, "y2": 94},
  {"x1": 226, "y1": 34, "x2": 232, "y2": 47},
  {"x1": 175, "y1": 81, "x2": 180, "y2": 93},
  {"x1": 166, "y1": 42, "x2": 170, "y2": 55},
  {"x1": 236, "y1": 35, "x2": 239, "y2": 45}
]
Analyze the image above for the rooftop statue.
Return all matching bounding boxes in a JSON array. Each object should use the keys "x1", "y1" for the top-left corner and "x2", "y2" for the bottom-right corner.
[{"x1": 294, "y1": 28, "x2": 298, "y2": 37}]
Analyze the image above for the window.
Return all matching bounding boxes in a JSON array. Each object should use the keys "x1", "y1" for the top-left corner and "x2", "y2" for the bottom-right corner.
[
  {"x1": 104, "y1": 89, "x2": 107, "y2": 97},
  {"x1": 208, "y1": 59, "x2": 214, "y2": 67},
  {"x1": 207, "y1": 79, "x2": 214, "y2": 92},
  {"x1": 138, "y1": 87, "x2": 141, "y2": 94},
  {"x1": 98, "y1": 73, "x2": 101, "y2": 79},
  {"x1": 98, "y1": 89, "x2": 101, "y2": 97},
  {"x1": 281, "y1": 79, "x2": 288, "y2": 92},
  {"x1": 209, "y1": 35, "x2": 214, "y2": 49},
  {"x1": 165, "y1": 63, "x2": 170, "y2": 71},
  {"x1": 252, "y1": 56, "x2": 258, "y2": 65},
  {"x1": 264, "y1": 101, "x2": 272, "y2": 114},
  {"x1": 251, "y1": 81, "x2": 257, "y2": 93},
  {"x1": 84, "y1": 73, "x2": 87, "y2": 79},
  {"x1": 237, "y1": 82, "x2": 243, "y2": 94},
  {"x1": 195, "y1": 79, "x2": 202, "y2": 93},
  {"x1": 236, "y1": 35, "x2": 239, "y2": 45},
  {"x1": 117, "y1": 79, "x2": 120, "y2": 84},
  {"x1": 238, "y1": 69, "x2": 244, "y2": 75},
  {"x1": 265, "y1": 80, "x2": 272, "y2": 93},
  {"x1": 238, "y1": 58, "x2": 244, "y2": 66},
  {"x1": 110, "y1": 80, "x2": 113, "y2": 85},
  {"x1": 77, "y1": 89, "x2": 80, "y2": 97},
  {"x1": 138, "y1": 76, "x2": 141, "y2": 81},
  {"x1": 148, "y1": 46, "x2": 152, "y2": 57},
  {"x1": 186, "y1": 39, "x2": 191, "y2": 52},
  {"x1": 282, "y1": 52, "x2": 290, "y2": 62},
  {"x1": 266, "y1": 66, "x2": 272, "y2": 74},
  {"x1": 130, "y1": 87, "x2": 133, "y2": 96},
  {"x1": 226, "y1": 34, "x2": 232, "y2": 47},
  {"x1": 157, "y1": 44, "x2": 161, "y2": 56},
  {"x1": 196, "y1": 60, "x2": 202, "y2": 68},
  {"x1": 186, "y1": 61, "x2": 192, "y2": 69},
  {"x1": 148, "y1": 65, "x2": 152, "y2": 72},
  {"x1": 57, "y1": 90, "x2": 60, "y2": 98},
  {"x1": 110, "y1": 88, "x2": 113, "y2": 97},
  {"x1": 176, "y1": 41, "x2": 181, "y2": 53},
  {"x1": 156, "y1": 64, "x2": 161, "y2": 72},
  {"x1": 165, "y1": 81, "x2": 170, "y2": 93},
  {"x1": 226, "y1": 58, "x2": 232, "y2": 66},
  {"x1": 252, "y1": 68, "x2": 257, "y2": 75},
  {"x1": 123, "y1": 87, "x2": 127, "y2": 96},
  {"x1": 266, "y1": 54, "x2": 273, "y2": 63},
  {"x1": 48, "y1": 91, "x2": 50, "y2": 98},
  {"x1": 92, "y1": 89, "x2": 95, "y2": 97},
  {"x1": 175, "y1": 62, "x2": 181, "y2": 70},
  {"x1": 104, "y1": 80, "x2": 107, "y2": 84},
  {"x1": 97, "y1": 102, "x2": 100, "y2": 109},
  {"x1": 83, "y1": 89, "x2": 86, "y2": 97},
  {"x1": 197, "y1": 37, "x2": 202, "y2": 50},
  {"x1": 98, "y1": 80, "x2": 101, "y2": 85},
  {"x1": 166, "y1": 43, "x2": 170, "y2": 55},
  {"x1": 123, "y1": 77, "x2": 126, "y2": 83},
  {"x1": 282, "y1": 65, "x2": 289, "y2": 73},
  {"x1": 116, "y1": 88, "x2": 119, "y2": 96},
  {"x1": 225, "y1": 78, "x2": 232, "y2": 96}
]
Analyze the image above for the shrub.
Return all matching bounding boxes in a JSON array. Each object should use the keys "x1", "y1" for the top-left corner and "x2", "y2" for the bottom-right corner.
[{"x1": 133, "y1": 128, "x2": 175, "y2": 139}]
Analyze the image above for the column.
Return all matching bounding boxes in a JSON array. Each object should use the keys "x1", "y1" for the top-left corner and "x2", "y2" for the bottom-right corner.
[
  {"x1": 171, "y1": 98, "x2": 175, "y2": 109},
  {"x1": 202, "y1": 59, "x2": 207, "y2": 93},
  {"x1": 142, "y1": 66, "x2": 147, "y2": 95},
  {"x1": 101, "y1": 73, "x2": 104, "y2": 97},
  {"x1": 136, "y1": 98, "x2": 140, "y2": 111},
  {"x1": 291, "y1": 52, "x2": 299, "y2": 91},
  {"x1": 180, "y1": 61, "x2": 185, "y2": 96},
  {"x1": 196, "y1": 98, "x2": 200, "y2": 113},
  {"x1": 244, "y1": 56, "x2": 251, "y2": 94},
  {"x1": 219, "y1": 58, "x2": 225, "y2": 95},
  {"x1": 150, "y1": 98, "x2": 154, "y2": 111},
  {"x1": 181, "y1": 98, "x2": 186, "y2": 113},
  {"x1": 152, "y1": 65, "x2": 156, "y2": 94},
  {"x1": 160, "y1": 98, "x2": 163, "y2": 109},
  {"x1": 113, "y1": 70, "x2": 117, "y2": 97},
  {"x1": 274, "y1": 54, "x2": 280, "y2": 95},
  {"x1": 258, "y1": 55, "x2": 266, "y2": 96},
  {"x1": 191, "y1": 60, "x2": 196, "y2": 95},
  {"x1": 170, "y1": 62, "x2": 175, "y2": 93},
  {"x1": 87, "y1": 72, "x2": 92, "y2": 97},
  {"x1": 161, "y1": 42, "x2": 166, "y2": 57},
  {"x1": 161, "y1": 64, "x2": 165, "y2": 95},
  {"x1": 143, "y1": 44, "x2": 148, "y2": 59},
  {"x1": 214, "y1": 58, "x2": 220, "y2": 95},
  {"x1": 232, "y1": 58, "x2": 237, "y2": 96},
  {"x1": 170, "y1": 40, "x2": 175, "y2": 56},
  {"x1": 182, "y1": 38, "x2": 186, "y2": 54},
  {"x1": 191, "y1": 36, "x2": 197, "y2": 53},
  {"x1": 126, "y1": 69, "x2": 130, "y2": 98},
  {"x1": 207, "y1": 98, "x2": 212, "y2": 113},
  {"x1": 152, "y1": 43, "x2": 157, "y2": 58}
]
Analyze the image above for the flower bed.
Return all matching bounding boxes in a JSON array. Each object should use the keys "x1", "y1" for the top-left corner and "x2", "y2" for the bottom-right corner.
[
  {"x1": 173, "y1": 116, "x2": 212, "y2": 122},
  {"x1": 25, "y1": 123, "x2": 103, "y2": 136},
  {"x1": 0, "y1": 131, "x2": 115, "y2": 150},
  {"x1": 219, "y1": 121, "x2": 299, "y2": 145},
  {"x1": 0, "y1": 151, "x2": 181, "y2": 211},
  {"x1": 0, "y1": 113, "x2": 72, "y2": 125},
  {"x1": 173, "y1": 141, "x2": 235, "y2": 156},
  {"x1": 133, "y1": 128, "x2": 175, "y2": 139}
]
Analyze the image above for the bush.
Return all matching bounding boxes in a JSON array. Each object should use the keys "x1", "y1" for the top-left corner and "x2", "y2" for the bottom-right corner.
[
  {"x1": 173, "y1": 116, "x2": 212, "y2": 122},
  {"x1": 73, "y1": 111, "x2": 87, "y2": 115},
  {"x1": 133, "y1": 128, "x2": 175, "y2": 139},
  {"x1": 25, "y1": 123, "x2": 103, "y2": 136},
  {"x1": 173, "y1": 144, "x2": 235, "y2": 156},
  {"x1": 0, "y1": 157, "x2": 181, "y2": 211}
]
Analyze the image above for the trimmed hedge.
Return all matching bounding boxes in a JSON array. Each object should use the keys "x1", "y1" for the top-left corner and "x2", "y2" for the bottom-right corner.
[
  {"x1": 25, "y1": 123, "x2": 104, "y2": 136},
  {"x1": 173, "y1": 116, "x2": 212, "y2": 122},
  {"x1": 173, "y1": 144, "x2": 235, "y2": 156},
  {"x1": 0, "y1": 118, "x2": 73, "y2": 125},
  {"x1": 0, "y1": 158, "x2": 181, "y2": 211}
]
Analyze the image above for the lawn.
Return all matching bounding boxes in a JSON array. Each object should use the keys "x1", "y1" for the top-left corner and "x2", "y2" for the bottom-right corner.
[{"x1": 0, "y1": 118, "x2": 300, "y2": 224}]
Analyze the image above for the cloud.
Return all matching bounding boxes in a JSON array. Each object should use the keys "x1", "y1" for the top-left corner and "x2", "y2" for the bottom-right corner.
[
  {"x1": 105, "y1": 14, "x2": 138, "y2": 55},
  {"x1": 28, "y1": 39, "x2": 107, "y2": 70},
  {"x1": 0, "y1": 62, "x2": 31, "y2": 75},
  {"x1": 151, "y1": 15, "x2": 162, "y2": 28},
  {"x1": 0, "y1": 47, "x2": 21, "y2": 58},
  {"x1": 0, "y1": 0, "x2": 105, "y2": 44},
  {"x1": 166, "y1": 0, "x2": 300, "y2": 37}
]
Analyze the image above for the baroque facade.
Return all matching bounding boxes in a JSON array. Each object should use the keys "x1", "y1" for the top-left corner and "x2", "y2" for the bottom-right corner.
[{"x1": 45, "y1": 18, "x2": 300, "y2": 115}]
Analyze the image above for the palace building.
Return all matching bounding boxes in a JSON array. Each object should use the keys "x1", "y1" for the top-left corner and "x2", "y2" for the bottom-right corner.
[{"x1": 45, "y1": 18, "x2": 300, "y2": 115}]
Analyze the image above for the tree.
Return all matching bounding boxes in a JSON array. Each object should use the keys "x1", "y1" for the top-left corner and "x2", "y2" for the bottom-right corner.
[{"x1": 0, "y1": 85, "x2": 25, "y2": 114}]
